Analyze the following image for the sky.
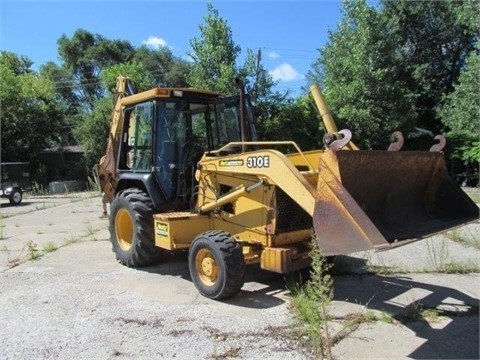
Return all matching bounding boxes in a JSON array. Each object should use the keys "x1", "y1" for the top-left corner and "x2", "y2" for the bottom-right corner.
[{"x1": 0, "y1": 0, "x2": 344, "y2": 96}]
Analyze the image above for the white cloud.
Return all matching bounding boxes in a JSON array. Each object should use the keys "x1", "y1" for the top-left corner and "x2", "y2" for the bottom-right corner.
[
  {"x1": 142, "y1": 36, "x2": 168, "y2": 49},
  {"x1": 269, "y1": 63, "x2": 304, "y2": 82},
  {"x1": 268, "y1": 51, "x2": 280, "y2": 59}
]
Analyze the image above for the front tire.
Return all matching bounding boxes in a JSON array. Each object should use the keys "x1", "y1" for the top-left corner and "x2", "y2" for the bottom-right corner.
[
  {"x1": 109, "y1": 188, "x2": 163, "y2": 267},
  {"x1": 9, "y1": 189, "x2": 22, "y2": 205},
  {"x1": 188, "y1": 230, "x2": 245, "y2": 300}
]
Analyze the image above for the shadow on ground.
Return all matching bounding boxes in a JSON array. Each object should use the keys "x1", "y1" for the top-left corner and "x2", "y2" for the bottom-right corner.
[
  {"x1": 138, "y1": 251, "x2": 288, "y2": 309},
  {"x1": 332, "y1": 257, "x2": 479, "y2": 359}
]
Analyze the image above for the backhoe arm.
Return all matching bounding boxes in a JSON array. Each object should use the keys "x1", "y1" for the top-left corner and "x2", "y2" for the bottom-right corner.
[{"x1": 93, "y1": 76, "x2": 134, "y2": 202}]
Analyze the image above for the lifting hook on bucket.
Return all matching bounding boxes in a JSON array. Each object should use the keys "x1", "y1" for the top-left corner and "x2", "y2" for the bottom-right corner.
[
  {"x1": 324, "y1": 129, "x2": 353, "y2": 152},
  {"x1": 387, "y1": 131, "x2": 404, "y2": 151},
  {"x1": 430, "y1": 135, "x2": 446, "y2": 152}
]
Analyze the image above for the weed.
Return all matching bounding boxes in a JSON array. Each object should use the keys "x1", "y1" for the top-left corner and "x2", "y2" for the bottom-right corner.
[
  {"x1": 438, "y1": 262, "x2": 480, "y2": 274},
  {"x1": 32, "y1": 183, "x2": 48, "y2": 196},
  {"x1": 420, "y1": 307, "x2": 443, "y2": 321},
  {"x1": 344, "y1": 311, "x2": 376, "y2": 327},
  {"x1": 366, "y1": 265, "x2": 409, "y2": 275},
  {"x1": 288, "y1": 235, "x2": 333, "y2": 359},
  {"x1": 393, "y1": 302, "x2": 448, "y2": 324},
  {"x1": 64, "y1": 235, "x2": 80, "y2": 246},
  {"x1": 7, "y1": 257, "x2": 21, "y2": 268},
  {"x1": 27, "y1": 241, "x2": 40, "y2": 261},
  {"x1": 379, "y1": 311, "x2": 394, "y2": 324},
  {"x1": 445, "y1": 227, "x2": 480, "y2": 249},
  {"x1": 42, "y1": 242, "x2": 58, "y2": 253},
  {"x1": 85, "y1": 224, "x2": 95, "y2": 236},
  {"x1": 1, "y1": 245, "x2": 21, "y2": 268},
  {"x1": 426, "y1": 237, "x2": 449, "y2": 271}
]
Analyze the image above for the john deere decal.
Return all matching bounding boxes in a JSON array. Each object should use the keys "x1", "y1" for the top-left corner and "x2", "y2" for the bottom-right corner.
[{"x1": 219, "y1": 160, "x2": 244, "y2": 167}]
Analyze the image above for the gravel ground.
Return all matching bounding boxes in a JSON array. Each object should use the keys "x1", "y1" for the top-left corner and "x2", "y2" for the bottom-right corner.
[{"x1": 0, "y1": 241, "x2": 311, "y2": 360}]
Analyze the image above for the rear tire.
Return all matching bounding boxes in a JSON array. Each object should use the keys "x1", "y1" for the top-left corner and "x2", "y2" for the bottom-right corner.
[
  {"x1": 188, "y1": 230, "x2": 245, "y2": 300},
  {"x1": 109, "y1": 188, "x2": 163, "y2": 267},
  {"x1": 9, "y1": 189, "x2": 22, "y2": 205}
]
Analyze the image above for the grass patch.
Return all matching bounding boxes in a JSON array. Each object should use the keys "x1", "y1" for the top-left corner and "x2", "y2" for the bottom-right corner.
[
  {"x1": 445, "y1": 228, "x2": 480, "y2": 249},
  {"x1": 368, "y1": 262, "x2": 480, "y2": 275},
  {"x1": 366, "y1": 265, "x2": 410, "y2": 275},
  {"x1": 42, "y1": 242, "x2": 58, "y2": 253},
  {"x1": 393, "y1": 302, "x2": 453, "y2": 324},
  {"x1": 435, "y1": 262, "x2": 480, "y2": 274},
  {"x1": 379, "y1": 311, "x2": 394, "y2": 324},
  {"x1": 64, "y1": 235, "x2": 80, "y2": 246},
  {"x1": 85, "y1": 224, "x2": 95, "y2": 236}
]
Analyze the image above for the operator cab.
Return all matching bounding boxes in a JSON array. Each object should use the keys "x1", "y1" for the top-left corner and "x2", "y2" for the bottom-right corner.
[{"x1": 116, "y1": 88, "x2": 256, "y2": 210}]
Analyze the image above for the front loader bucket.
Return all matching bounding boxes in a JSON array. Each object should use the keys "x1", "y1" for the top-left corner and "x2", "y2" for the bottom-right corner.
[{"x1": 313, "y1": 150, "x2": 479, "y2": 256}]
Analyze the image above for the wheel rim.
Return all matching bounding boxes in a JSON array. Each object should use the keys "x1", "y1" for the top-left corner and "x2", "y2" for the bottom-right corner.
[
  {"x1": 195, "y1": 248, "x2": 218, "y2": 286},
  {"x1": 115, "y1": 208, "x2": 134, "y2": 251}
]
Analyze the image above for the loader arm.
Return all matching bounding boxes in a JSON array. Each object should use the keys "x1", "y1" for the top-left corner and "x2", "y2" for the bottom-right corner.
[
  {"x1": 310, "y1": 84, "x2": 359, "y2": 151},
  {"x1": 93, "y1": 76, "x2": 134, "y2": 203},
  {"x1": 198, "y1": 148, "x2": 318, "y2": 216}
]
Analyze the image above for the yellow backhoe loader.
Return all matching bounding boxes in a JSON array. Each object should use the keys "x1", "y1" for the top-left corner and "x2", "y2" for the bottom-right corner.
[{"x1": 95, "y1": 76, "x2": 479, "y2": 300}]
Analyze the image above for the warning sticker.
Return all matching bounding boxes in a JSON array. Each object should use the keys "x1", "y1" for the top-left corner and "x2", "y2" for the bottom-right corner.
[{"x1": 156, "y1": 222, "x2": 168, "y2": 237}]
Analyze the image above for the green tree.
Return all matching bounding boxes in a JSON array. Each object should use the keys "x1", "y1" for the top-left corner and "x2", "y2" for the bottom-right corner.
[
  {"x1": 238, "y1": 48, "x2": 290, "y2": 134},
  {"x1": 188, "y1": 5, "x2": 289, "y2": 140},
  {"x1": 39, "y1": 61, "x2": 79, "y2": 118},
  {"x1": 0, "y1": 52, "x2": 63, "y2": 162},
  {"x1": 188, "y1": 3, "x2": 241, "y2": 94},
  {"x1": 73, "y1": 96, "x2": 112, "y2": 169},
  {"x1": 439, "y1": 46, "x2": 480, "y2": 162},
  {"x1": 382, "y1": 0, "x2": 479, "y2": 135},
  {"x1": 133, "y1": 45, "x2": 191, "y2": 87},
  {"x1": 259, "y1": 95, "x2": 321, "y2": 150},
  {"x1": 57, "y1": 28, "x2": 135, "y2": 111},
  {"x1": 308, "y1": 0, "x2": 415, "y2": 149}
]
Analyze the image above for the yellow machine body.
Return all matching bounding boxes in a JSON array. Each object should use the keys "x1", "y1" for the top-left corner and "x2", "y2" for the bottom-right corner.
[{"x1": 102, "y1": 79, "x2": 478, "y2": 295}]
